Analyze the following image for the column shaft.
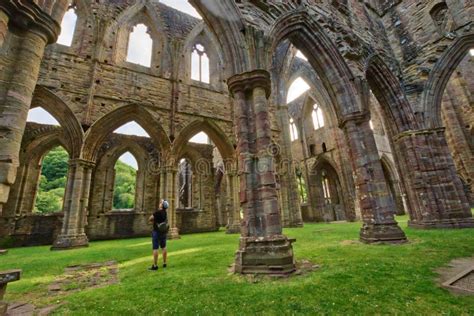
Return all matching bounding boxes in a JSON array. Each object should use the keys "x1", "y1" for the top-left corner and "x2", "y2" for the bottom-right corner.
[
  {"x1": 52, "y1": 159, "x2": 94, "y2": 250},
  {"x1": 395, "y1": 128, "x2": 473, "y2": 228},
  {"x1": 343, "y1": 117, "x2": 407, "y2": 243},
  {"x1": 0, "y1": 31, "x2": 47, "y2": 214},
  {"x1": 228, "y1": 70, "x2": 295, "y2": 275}
]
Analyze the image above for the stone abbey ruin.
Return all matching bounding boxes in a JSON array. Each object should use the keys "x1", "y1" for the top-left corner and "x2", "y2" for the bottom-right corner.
[{"x1": 0, "y1": 0, "x2": 473, "y2": 275}]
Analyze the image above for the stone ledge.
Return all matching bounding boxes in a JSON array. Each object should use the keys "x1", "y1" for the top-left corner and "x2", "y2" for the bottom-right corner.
[
  {"x1": 0, "y1": 270, "x2": 21, "y2": 285},
  {"x1": 409, "y1": 218, "x2": 474, "y2": 229},
  {"x1": 234, "y1": 235, "x2": 296, "y2": 275}
]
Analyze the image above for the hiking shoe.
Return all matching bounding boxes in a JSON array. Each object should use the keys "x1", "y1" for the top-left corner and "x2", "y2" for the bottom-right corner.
[
  {"x1": 163, "y1": 263, "x2": 167, "y2": 268},
  {"x1": 149, "y1": 265, "x2": 158, "y2": 271}
]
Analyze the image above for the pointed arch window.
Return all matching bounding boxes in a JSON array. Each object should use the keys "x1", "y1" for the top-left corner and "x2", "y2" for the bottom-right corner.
[
  {"x1": 290, "y1": 118, "x2": 298, "y2": 141},
  {"x1": 321, "y1": 169, "x2": 331, "y2": 204},
  {"x1": 57, "y1": 7, "x2": 77, "y2": 46},
  {"x1": 191, "y1": 44, "x2": 210, "y2": 83},
  {"x1": 35, "y1": 146, "x2": 69, "y2": 213},
  {"x1": 126, "y1": 24, "x2": 153, "y2": 67},
  {"x1": 178, "y1": 158, "x2": 193, "y2": 208},
  {"x1": 311, "y1": 103, "x2": 325, "y2": 130},
  {"x1": 296, "y1": 169, "x2": 308, "y2": 203},
  {"x1": 113, "y1": 152, "x2": 137, "y2": 210}
]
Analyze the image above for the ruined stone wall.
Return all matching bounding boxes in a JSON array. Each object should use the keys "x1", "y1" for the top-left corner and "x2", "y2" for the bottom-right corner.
[
  {"x1": 176, "y1": 143, "x2": 219, "y2": 234},
  {"x1": 441, "y1": 53, "x2": 474, "y2": 205},
  {"x1": 0, "y1": 1, "x2": 234, "y2": 246},
  {"x1": 376, "y1": 0, "x2": 473, "y2": 113}
]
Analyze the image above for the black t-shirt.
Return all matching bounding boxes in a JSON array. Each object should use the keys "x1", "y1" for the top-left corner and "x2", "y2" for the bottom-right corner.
[{"x1": 153, "y1": 209, "x2": 167, "y2": 232}]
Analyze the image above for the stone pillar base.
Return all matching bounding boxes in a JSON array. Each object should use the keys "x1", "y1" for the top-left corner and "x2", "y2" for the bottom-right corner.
[
  {"x1": 234, "y1": 236, "x2": 296, "y2": 275},
  {"x1": 285, "y1": 221, "x2": 304, "y2": 228},
  {"x1": 226, "y1": 223, "x2": 241, "y2": 234},
  {"x1": 408, "y1": 218, "x2": 474, "y2": 229},
  {"x1": 359, "y1": 223, "x2": 407, "y2": 244},
  {"x1": 167, "y1": 228, "x2": 180, "y2": 240},
  {"x1": 51, "y1": 234, "x2": 89, "y2": 250}
]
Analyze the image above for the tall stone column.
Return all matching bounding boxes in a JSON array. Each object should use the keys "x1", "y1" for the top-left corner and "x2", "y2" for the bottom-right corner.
[
  {"x1": 228, "y1": 70, "x2": 295, "y2": 275},
  {"x1": 341, "y1": 114, "x2": 407, "y2": 243},
  {"x1": 0, "y1": 1, "x2": 64, "y2": 215},
  {"x1": 52, "y1": 159, "x2": 95, "y2": 250},
  {"x1": 394, "y1": 128, "x2": 474, "y2": 228},
  {"x1": 225, "y1": 170, "x2": 241, "y2": 234},
  {"x1": 164, "y1": 165, "x2": 180, "y2": 239}
]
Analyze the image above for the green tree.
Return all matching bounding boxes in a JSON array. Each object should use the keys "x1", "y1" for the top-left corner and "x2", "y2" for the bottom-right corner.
[
  {"x1": 35, "y1": 191, "x2": 62, "y2": 213},
  {"x1": 113, "y1": 160, "x2": 137, "y2": 209},
  {"x1": 41, "y1": 147, "x2": 69, "y2": 182},
  {"x1": 35, "y1": 146, "x2": 69, "y2": 213}
]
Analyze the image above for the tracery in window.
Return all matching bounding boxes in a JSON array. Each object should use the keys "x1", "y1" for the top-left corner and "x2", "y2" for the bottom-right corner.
[
  {"x1": 126, "y1": 24, "x2": 153, "y2": 67},
  {"x1": 321, "y1": 170, "x2": 331, "y2": 204},
  {"x1": 191, "y1": 44, "x2": 210, "y2": 83}
]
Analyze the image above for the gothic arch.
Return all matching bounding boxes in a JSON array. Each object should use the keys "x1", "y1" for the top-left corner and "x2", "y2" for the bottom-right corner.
[
  {"x1": 188, "y1": 0, "x2": 251, "y2": 76},
  {"x1": 421, "y1": 33, "x2": 474, "y2": 128},
  {"x1": 53, "y1": 0, "x2": 91, "y2": 49},
  {"x1": 31, "y1": 86, "x2": 83, "y2": 158},
  {"x1": 308, "y1": 156, "x2": 347, "y2": 222},
  {"x1": 268, "y1": 10, "x2": 360, "y2": 120},
  {"x1": 173, "y1": 119, "x2": 234, "y2": 161},
  {"x1": 6, "y1": 128, "x2": 71, "y2": 217},
  {"x1": 21, "y1": 127, "x2": 71, "y2": 164},
  {"x1": 82, "y1": 103, "x2": 170, "y2": 161},
  {"x1": 97, "y1": 141, "x2": 148, "y2": 172},
  {"x1": 181, "y1": 22, "x2": 225, "y2": 88},
  {"x1": 90, "y1": 138, "x2": 151, "y2": 214},
  {"x1": 286, "y1": 69, "x2": 338, "y2": 128},
  {"x1": 365, "y1": 54, "x2": 419, "y2": 136},
  {"x1": 380, "y1": 154, "x2": 405, "y2": 215},
  {"x1": 100, "y1": 1, "x2": 169, "y2": 71}
]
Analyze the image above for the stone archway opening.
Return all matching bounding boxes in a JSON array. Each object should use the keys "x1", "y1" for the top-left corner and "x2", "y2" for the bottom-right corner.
[
  {"x1": 439, "y1": 49, "x2": 474, "y2": 207},
  {"x1": 112, "y1": 152, "x2": 138, "y2": 211},
  {"x1": 174, "y1": 128, "x2": 234, "y2": 233},
  {"x1": 34, "y1": 146, "x2": 69, "y2": 215}
]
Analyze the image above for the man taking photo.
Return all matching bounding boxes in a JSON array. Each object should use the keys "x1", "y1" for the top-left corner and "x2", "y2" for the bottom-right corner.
[{"x1": 149, "y1": 199, "x2": 169, "y2": 271}]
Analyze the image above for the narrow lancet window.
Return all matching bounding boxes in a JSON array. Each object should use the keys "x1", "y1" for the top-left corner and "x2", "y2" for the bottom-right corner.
[
  {"x1": 191, "y1": 44, "x2": 210, "y2": 83},
  {"x1": 57, "y1": 7, "x2": 77, "y2": 46},
  {"x1": 126, "y1": 24, "x2": 153, "y2": 67}
]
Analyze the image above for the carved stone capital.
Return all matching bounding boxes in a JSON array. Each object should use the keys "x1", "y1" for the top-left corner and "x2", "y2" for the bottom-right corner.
[
  {"x1": 227, "y1": 69, "x2": 272, "y2": 98},
  {"x1": 0, "y1": 0, "x2": 63, "y2": 44},
  {"x1": 393, "y1": 127, "x2": 446, "y2": 142},
  {"x1": 68, "y1": 159, "x2": 96, "y2": 169},
  {"x1": 338, "y1": 111, "x2": 371, "y2": 128}
]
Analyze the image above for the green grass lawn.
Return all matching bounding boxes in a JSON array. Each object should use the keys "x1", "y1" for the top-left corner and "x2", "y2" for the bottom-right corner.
[{"x1": 1, "y1": 216, "x2": 473, "y2": 315}]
